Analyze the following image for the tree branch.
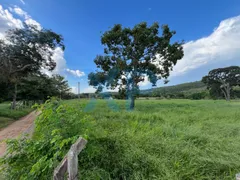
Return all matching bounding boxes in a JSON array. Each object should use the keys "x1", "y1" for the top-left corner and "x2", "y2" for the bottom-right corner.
[{"x1": 10, "y1": 64, "x2": 32, "y2": 75}]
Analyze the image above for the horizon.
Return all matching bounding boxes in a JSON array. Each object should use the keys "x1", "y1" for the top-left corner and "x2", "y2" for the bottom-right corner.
[{"x1": 0, "y1": 0, "x2": 240, "y2": 93}]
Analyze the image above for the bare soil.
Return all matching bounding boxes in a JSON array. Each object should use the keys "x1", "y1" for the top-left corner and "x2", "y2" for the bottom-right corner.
[{"x1": 0, "y1": 111, "x2": 40, "y2": 157}]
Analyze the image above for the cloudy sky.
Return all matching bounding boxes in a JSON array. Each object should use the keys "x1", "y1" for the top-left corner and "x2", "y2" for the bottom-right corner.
[{"x1": 0, "y1": 0, "x2": 240, "y2": 93}]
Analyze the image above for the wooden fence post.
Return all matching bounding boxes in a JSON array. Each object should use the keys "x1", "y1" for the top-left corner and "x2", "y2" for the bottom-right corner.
[{"x1": 53, "y1": 137, "x2": 87, "y2": 180}]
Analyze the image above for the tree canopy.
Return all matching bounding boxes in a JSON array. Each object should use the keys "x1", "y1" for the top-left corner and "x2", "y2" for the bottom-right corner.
[
  {"x1": 18, "y1": 74, "x2": 71, "y2": 100},
  {"x1": 0, "y1": 24, "x2": 65, "y2": 109},
  {"x1": 89, "y1": 22, "x2": 184, "y2": 109},
  {"x1": 0, "y1": 24, "x2": 64, "y2": 82},
  {"x1": 202, "y1": 66, "x2": 240, "y2": 101}
]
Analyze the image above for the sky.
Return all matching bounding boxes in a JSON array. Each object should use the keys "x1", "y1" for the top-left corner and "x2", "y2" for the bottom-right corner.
[{"x1": 0, "y1": 0, "x2": 240, "y2": 93}]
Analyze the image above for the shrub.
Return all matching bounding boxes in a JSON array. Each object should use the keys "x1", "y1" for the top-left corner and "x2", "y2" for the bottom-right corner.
[
  {"x1": 0, "y1": 98, "x2": 95, "y2": 179},
  {"x1": 188, "y1": 91, "x2": 208, "y2": 100}
]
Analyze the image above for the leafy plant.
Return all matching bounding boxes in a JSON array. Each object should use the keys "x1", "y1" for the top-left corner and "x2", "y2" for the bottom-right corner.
[{"x1": 0, "y1": 98, "x2": 95, "y2": 179}]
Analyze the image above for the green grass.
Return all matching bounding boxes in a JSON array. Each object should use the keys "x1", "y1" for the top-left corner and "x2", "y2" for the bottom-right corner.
[
  {"x1": 0, "y1": 117, "x2": 15, "y2": 129},
  {"x1": 63, "y1": 99, "x2": 240, "y2": 179},
  {"x1": 0, "y1": 102, "x2": 32, "y2": 129}
]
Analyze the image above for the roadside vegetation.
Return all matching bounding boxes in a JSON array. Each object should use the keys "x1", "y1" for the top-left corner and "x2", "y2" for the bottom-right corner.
[
  {"x1": 1, "y1": 98, "x2": 240, "y2": 179},
  {"x1": 0, "y1": 102, "x2": 32, "y2": 129}
]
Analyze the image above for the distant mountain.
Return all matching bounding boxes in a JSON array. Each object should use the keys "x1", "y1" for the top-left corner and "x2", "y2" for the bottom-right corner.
[{"x1": 140, "y1": 81, "x2": 207, "y2": 95}]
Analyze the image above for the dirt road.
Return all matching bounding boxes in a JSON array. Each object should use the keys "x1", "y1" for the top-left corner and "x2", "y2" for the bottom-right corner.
[{"x1": 0, "y1": 111, "x2": 40, "y2": 157}]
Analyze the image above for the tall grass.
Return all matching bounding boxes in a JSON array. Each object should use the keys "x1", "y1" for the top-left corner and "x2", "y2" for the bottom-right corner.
[
  {"x1": 0, "y1": 102, "x2": 32, "y2": 129},
  {"x1": 0, "y1": 102, "x2": 32, "y2": 120},
  {"x1": 1, "y1": 99, "x2": 240, "y2": 179},
  {"x1": 67, "y1": 99, "x2": 240, "y2": 179}
]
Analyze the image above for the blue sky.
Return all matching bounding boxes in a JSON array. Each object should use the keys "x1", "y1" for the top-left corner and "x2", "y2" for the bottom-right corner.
[{"x1": 0, "y1": 0, "x2": 240, "y2": 93}]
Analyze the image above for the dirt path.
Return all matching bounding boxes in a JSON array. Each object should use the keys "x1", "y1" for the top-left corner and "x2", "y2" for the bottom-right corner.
[{"x1": 0, "y1": 111, "x2": 40, "y2": 157}]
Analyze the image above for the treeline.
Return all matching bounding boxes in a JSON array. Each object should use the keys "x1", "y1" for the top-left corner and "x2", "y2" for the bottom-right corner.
[
  {"x1": 138, "y1": 66, "x2": 240, "y2": 100},
  {"x1": 0, "y1": 74, "x2": 74, "y2": 103},
  {"x1": 94, "y1": 79, "x2": 240, "y2": 100},
  {"x1": 0, "y1": 24, "x2": 74, "y2": 108},
  {"x1": 139, "y1": 84, "x2": 240, "y2": 100},
  {"x1": 140, "y1": 81, "x2": 207, "y2": 99},
  {"x1": 140, "y1": 90, "x2": 210, "y2": 100}
]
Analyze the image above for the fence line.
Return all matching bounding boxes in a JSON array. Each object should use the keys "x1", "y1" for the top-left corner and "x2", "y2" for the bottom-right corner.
[{"x1": 53, "y1": 137, "x2": 87, "y2": 180}]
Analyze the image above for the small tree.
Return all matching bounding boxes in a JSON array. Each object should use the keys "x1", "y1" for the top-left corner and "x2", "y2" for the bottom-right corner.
[
  {"x1": 202, "y1": 66, "x2": 240, "y2": 101},
  {"x1": 52, "y1": 74, "x2": 71, "y2": 100},
  {"x1": 88, "y1": 22, "x2": 184, "y2": 110},
  {"x1": 0, "y1": 25, "x2": 64, "y2": 109}
]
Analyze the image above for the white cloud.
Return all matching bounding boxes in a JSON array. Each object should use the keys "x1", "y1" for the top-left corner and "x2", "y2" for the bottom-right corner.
[
  {"x1": 0, "y1": 5, "x2": 22, "y2": 38},
  {"x1": 172, "y1": 15, "x2": 240, "y2": 76},
  {"x1": 71, "y1": 86, "x2": 96, "y2": 94},
  {"x1": 25, "y1": 18, "x2": 41, "y2": 30},
  {"x1": 20, "y1": 0, "x2": 25, "y2": 5},
  {"x1": 82, "y1": 86, "x2": 96, "y2": 93},
  {"x1": 66, "y1": 69, "x2": 85, "y2": 78},
  {"x1": 0, "y1": 4, "x2": 84, "y2": 78},
  {"x1": 10, "y1": 6, "x2": 41, "y2": 30},
  {"x1": 12, "y1": 6, "x2": 29, "y2": 19},
  {"x1": 106, "y1": 88, "x2": 118, "y2": 92},
  {"x1": 51, "y1": 47, "x2": 67, "y2": 74},
  {"x1": 70, "y1": 86, "x2": 78, "y2": 94},
  {"x1": 139, "y1": 76, "x2": 150, "y2": 87},
  {"x1": 44, "y1": 48, "x2": 85, "y2": 78}
]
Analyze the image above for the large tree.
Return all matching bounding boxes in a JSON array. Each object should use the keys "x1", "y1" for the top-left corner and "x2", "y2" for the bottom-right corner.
[
  {"x1": 0, "y1": 24, "x2": 64, "y2": 109},
  {"x1": 202, "y1": 66, "x2": 240, "y2": 101},
  {"x1": 88, "y1": 22, "x2": 184, "y2": 109}
]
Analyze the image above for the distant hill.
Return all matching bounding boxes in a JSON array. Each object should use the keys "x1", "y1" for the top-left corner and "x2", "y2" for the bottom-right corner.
[
  {"x1": 82, "y1": 81, "x2": 207, "y2": 99},
  {"x1": 140, "y1": 81, "x2": 207, "y2": 95},
  {"x1": 81, "y1": 81, "x2": 240, "y2": 100}
]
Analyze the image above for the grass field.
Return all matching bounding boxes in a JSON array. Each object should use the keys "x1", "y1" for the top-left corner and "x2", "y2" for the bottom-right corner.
[
  {"x1": 63, "y1": 99, "x2": 240, "y2": 179},
  {"x1": 2, "y1": 99, "x2": 240, "y2": 179},
  {"x1": 0, "y1": 102, "x2": 32, "y2": 129}
]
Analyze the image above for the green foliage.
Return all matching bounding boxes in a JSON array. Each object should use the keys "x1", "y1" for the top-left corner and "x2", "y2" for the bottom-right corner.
[
  {"x1": 0, "y1": 117, "x2": 14, "y2": 129},
  {"x1": 0, "y1": 102, "x2": 32, "y2": 120},
  {"x1": 233, "y1": 86, "x2": 240, "y2": 98},
  {"x1": 0, "y1": 98, "x2": 95, "y2": 179},
  {"x1": 2, "y1": 99, "x2": 240, "y2": 179},
  {"x1": 142, "y1": 81, "x2": 206, "y2": 96},
  {"x1": 140, "y1": 81, "x2": 209, "y2": 99},
  {"x1": 0, "y1": 24, "x2": 64, "y2": 83},
  {"x1": 0, "y1": 82, "x2": 12, "y2": 101},
  {"x1": 202, "y1": 66, "x2": 240, "y2": 100},
  {"x1": 202, "y1": 66, "x2": 240, "y2": 87},
  {"x1": 89, "y1": 22, "x2": 184, "y2": 109},
  {"x1": 76, "y1": 99, "x2": 240, "y2": 179},
  {"x1": 18, "y1": 74, "x2": 71, "y2": 101},
  {"x1": 0, "y1": 74, "x2": 73, "y2": 103},
  {"x1": 0, "y1": 101, "x2": 32, "y2": 138},
  {"x1": 187, "y1": 91, "x2": 209, "y2": 100},
  {"x1": 0, "y1": 24, "x2": 65, "y2": 109}
]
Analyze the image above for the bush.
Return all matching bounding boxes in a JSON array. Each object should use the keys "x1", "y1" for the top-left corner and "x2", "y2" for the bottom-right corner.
[
  {"x1": 0, "y1": 98, "x2": 95, "y2": 179},
  {"x1": 188, "y1": 91, "x2": 209, "y2": 100}
]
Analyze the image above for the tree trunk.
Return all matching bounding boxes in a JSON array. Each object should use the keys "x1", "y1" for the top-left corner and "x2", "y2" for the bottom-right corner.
[
  {"x1": 129, "y1": 95, "x2": 135, "y2": 110},
  {"x1": 221, "y1": 89, "x2": 227, "y2": 101},
  {"x1": 12, "y1": 83, "x2": 17, "y2": 110},
  {"x1": 221, "y1": 83, "x2": 231, "y2": 101},
  {"x1": 226, "y1": 84, "x2": 231, "y2": 101}
]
